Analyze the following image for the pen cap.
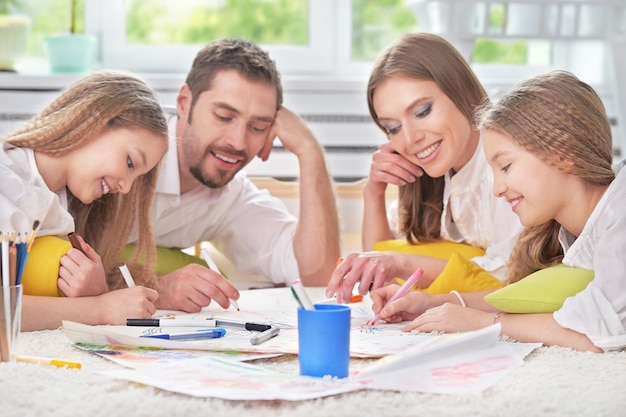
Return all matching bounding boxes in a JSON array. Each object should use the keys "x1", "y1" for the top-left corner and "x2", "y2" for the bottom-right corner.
[
  {"x1": 245, "y1": 323, "x2": 271, "y2": 332},
  {"x1": 297, "y1": 304, "x2": 350, "y2": 378}
]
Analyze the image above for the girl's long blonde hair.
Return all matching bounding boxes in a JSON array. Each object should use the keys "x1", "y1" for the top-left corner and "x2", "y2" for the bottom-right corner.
[
  {"x1": 367, "y1": 32, "x2": 487, "y2": 242},
  {"x1": 3, "y1": 70, "x2": 169, "y2": 289},
  {"x1": 475, "y1": 71, "x2": 615, "y2": 282}
]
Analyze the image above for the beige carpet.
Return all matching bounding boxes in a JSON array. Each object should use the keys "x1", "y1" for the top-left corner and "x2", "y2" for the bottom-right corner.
[{"x1": 1, "y1": 328, "x2": 625, "y2": 417}]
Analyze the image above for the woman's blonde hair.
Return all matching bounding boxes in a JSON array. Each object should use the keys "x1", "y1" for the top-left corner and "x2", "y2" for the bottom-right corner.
[
  {"x1": 475, "y1": 71, "x2": 615, "y2": 282},
  {"x1": 3, "y1": 70, "x2": 168, "y2": 290},
  {"x1": 367, "y1": 32, "x2": 487, "y2": 243}
]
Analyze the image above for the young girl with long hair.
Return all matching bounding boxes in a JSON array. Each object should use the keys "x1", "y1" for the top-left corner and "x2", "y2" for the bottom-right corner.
[{"x1": 1, "y1": 70, "x2": 168, "y2": 330}]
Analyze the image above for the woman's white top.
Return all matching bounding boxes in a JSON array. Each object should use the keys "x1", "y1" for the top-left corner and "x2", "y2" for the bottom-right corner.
[{"x1": 553, "y1": 160, "x2": 626, "y2": 351}]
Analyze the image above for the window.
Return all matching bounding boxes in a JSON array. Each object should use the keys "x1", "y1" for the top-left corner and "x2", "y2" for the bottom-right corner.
[
  {"x1": 86, "y1": 0, "x2": 334, "y2": 74},
  {"x1": 81, "y1": 1, "x2": 613, "y2": 87},
  {"x1": 13, "y1": 0, "x2": 616, "y2": 84}
]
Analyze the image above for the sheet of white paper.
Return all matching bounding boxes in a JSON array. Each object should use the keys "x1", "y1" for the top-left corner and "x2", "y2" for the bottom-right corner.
[
  {"x1": 63, "y1": 317, "x2": 441, "y2": 358},
  {"x1": 353, "y1": 324, "x2": 540, "y2": 394},
  {"x1": 358, "y1": 341, "x2": 537, "y2": 394},
  {"x1": 99, "y1": 325, "x2": 540, "y2": 399},
  {"x1": 61, "y1": 287, "x2": 528, "y2": 359},
  {"x1": 66, "y1": 288, "x2": 541, "y2": 399},
  {"x1": 62, "y1": 286, "x2": 435, "y2": 358},
  {"x1": 101, "y1": 355, "x2": 359, "y2": 401}
]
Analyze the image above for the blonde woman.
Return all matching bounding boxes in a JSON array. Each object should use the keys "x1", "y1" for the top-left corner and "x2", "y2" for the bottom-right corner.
[
  {"x1": 0, "y1": 70, "x2": 168, "y2": 330},
  {"x1": 372, "y1": 71, "x2": 625, "y2": 352}
]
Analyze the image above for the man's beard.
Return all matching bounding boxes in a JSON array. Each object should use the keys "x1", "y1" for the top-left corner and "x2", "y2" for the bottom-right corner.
[
  {"x1": 183, "y1": 139, "x2": 248, "y2": 188},
  {"x1": 189, "y1": 164, "x2": 234, "y2": 189}
]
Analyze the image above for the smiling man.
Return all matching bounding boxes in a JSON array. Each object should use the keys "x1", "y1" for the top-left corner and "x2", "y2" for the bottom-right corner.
[{"x1": 134, "y1": 38, "x2": 340, "y2": 312}]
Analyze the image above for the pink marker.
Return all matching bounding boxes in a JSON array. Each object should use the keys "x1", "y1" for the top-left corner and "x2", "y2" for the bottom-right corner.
[{"x1": 370, "y1": 268, "x2": 423, "y2": 326}]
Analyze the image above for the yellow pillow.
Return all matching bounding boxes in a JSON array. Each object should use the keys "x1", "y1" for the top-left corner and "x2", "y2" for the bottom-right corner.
[
  {"x1": 484, "y1": 264, "x2": 594, "y2": 313},
  {"x1": 373, "y1": 239, "x2": 486, "y2": 260},
  {"x1": 374, "y1": 240, "x2": 501, "y2": 294},
  {"x1": 423, "y1": 252, "x2": 503, "y2": 294},
  {"x1": 21, "y1": 236, "x2": 71, "y2": 297}
]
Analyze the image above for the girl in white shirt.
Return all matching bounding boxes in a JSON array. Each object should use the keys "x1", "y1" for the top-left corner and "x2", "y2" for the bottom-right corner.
[
  {"x1": 372, "y1": 71, "x2": 624, "y2": 352},
  {"x1": 327, "y1": 33, "x2": 522, "y2": 302},
  {"x1": 1, "y1": 70, "x2": 168, "y2": 330}
]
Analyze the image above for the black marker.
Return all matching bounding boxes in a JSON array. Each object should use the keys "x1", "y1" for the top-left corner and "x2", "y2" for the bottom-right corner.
[
  {"x1": 126, "y1": 318, "x2": 217, "y2": 327},
  {"x1": 126, "y1": 318, "x2": 271, "y2": 331}
]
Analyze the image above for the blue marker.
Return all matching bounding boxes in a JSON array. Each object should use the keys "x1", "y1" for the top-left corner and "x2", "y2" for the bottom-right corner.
[{"x1": 141, "y1": 328, "x2": 226, "y2": 340}]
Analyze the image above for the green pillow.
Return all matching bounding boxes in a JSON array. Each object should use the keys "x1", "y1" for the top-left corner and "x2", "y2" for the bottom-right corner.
[
  {"x1": 484, "y1": 264, "x2": 594, "y2": 313},
  {"x1": 122, "y1": 244, "x2": 208, "y2": 276}
]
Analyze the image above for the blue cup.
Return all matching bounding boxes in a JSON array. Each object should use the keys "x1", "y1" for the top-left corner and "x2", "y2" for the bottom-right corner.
[{"x1": 297, "y1": 303, "x2": 350, "y2": 378}]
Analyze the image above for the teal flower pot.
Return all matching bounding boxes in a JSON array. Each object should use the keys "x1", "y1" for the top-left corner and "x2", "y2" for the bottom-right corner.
[{"x1": 45, "y1": 33, "x2": 96, "y2": 73}]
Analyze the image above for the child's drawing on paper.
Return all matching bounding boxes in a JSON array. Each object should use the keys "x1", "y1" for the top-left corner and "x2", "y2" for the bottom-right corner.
[{"x1": 430, "y1": 355, "x2": 514, "y2": 387}]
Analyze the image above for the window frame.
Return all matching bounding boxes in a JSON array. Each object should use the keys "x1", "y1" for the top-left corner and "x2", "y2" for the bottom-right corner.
[{"x1": 85, "y1": 0, "x2": 335, "y2": 74}]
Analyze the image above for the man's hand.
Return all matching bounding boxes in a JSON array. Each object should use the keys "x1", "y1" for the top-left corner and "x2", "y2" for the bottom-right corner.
[
  {"x1": 155, "y1": 264, "x2": 240, "y2": 312},
  {"x1": 258, "y1": 105, "x2": 320, "y2": 161}
]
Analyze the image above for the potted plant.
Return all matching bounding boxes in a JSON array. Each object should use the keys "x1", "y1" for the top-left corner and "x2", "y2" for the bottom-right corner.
[
  {"x1": 0, "y1": 0, "x2": 31, "y2": 71},
  {"x1": 45, "y1": 0, "x2": 96, "y2": 73}
]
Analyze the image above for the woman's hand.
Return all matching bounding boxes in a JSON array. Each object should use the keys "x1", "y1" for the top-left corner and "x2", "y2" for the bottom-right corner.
[
  {"x1": 325, "y1": 251, "x2": 422, "y2": 303},
  {"x1": 365, "y1": 142, "x2": 422, "y2": 195}
]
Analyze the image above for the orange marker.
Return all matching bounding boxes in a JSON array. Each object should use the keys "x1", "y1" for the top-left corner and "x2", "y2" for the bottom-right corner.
[
  {"x1": 336, "y1": 257, "x2": 344, "y2": 266},
  {"x1": 350, "y1": 294, "x2": 363, "y2": 303}
]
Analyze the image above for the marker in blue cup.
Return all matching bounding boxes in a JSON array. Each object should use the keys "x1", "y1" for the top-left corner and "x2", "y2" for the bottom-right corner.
[{"x1": 297, "y1": 303, "x2": 350, "y2": 378}]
